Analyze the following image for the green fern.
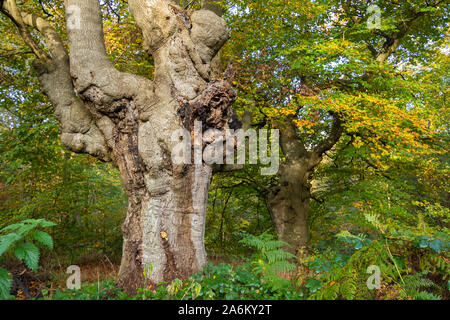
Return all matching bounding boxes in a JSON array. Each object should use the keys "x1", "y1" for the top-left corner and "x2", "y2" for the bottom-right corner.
[
  {"x1": 239, "y1": 232, "x2": 297, "y2": 290},
  {"x1": 339, "y1": 278, "x2": 357, "y2": 300},
  {"x1": 0, "y1": 268, "x2": 12, "y2": 300},
  {"x1": 308, "y1": 241, "x2": 394, "y2": 300},
  {"x1": 0, "y1": 219, "x2": 56, "y2": 300},
  {"x1": 401, "y1": 272, "x2": 441, "y2": 300}
]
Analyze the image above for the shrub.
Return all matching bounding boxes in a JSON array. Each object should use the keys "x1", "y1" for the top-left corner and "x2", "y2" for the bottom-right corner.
[
  {"x1": 0, "y1": 219, "x2": 55, "y2": 299},
  {"x1": 238, "y1": 232, "x2": 297, "y2": 291}
]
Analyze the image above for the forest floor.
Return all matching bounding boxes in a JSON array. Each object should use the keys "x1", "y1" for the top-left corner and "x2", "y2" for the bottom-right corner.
[
  {"x1": 5, "y1": 252, "x2": 299, "y2": 300},
  {"x1": 3, "y1": 251, "x2": 253, "y2": 300},
  {"x1": 3, "y1": 254, "x2": 120, "y2": 299},
  {"x1": 5, "y1": 251, "x2": 445, "y2": 300}
]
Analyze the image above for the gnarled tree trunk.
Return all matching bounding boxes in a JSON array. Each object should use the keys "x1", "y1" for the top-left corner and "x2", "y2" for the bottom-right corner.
[
  {"x1": 268, "y1": 163, "x2": 311, "y2": 253},
  {"x1": 269, "y1": 107, "x2": 343, "y2": 254},
  {"x1": 1, "y1": 0, "x2": 237, "y2": 295}
]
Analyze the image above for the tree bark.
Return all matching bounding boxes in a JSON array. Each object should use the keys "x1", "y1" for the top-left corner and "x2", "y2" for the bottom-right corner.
[
  {"x1": 268, "y1": 163, "x2": 311, "y2": 254},
  {"x1": 269, "y1": 106, "x2": 343, "y2": 254},
  {"x1": 2, "y1": 0, "x2": 236, "y2": 295}
]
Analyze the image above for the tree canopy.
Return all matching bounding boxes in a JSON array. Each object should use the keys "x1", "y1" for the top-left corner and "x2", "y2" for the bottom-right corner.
[{"x1": 0, "y1": 0, "x2": 448, "y2": 301}]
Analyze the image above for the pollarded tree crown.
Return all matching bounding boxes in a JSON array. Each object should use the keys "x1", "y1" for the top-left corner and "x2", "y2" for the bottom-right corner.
[{"x1": 128, "y1": 0, "x2": 229, "y2": 58}]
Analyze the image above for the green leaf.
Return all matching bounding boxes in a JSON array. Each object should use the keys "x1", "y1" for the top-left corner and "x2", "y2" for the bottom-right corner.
[
  {"x1": 0, "y1": 233, "x2": 21, "y2": 256},
  {"x1": 0, "y1": 268, "x2": 12, "y2": 300},
  {"x1": 20, "y1": 219, "x2": 40, "y2": 227},
  {"x1": 0, "y1": 224, "x2": 22, "y2": 233},
  {"x1": 418, "y1": 7, "x2": 438, "y2": 13},
  {"x1": 392, "y1": 256, "x2": 405, "y2": 270},
  {"x1": 32, "y1": 231, "x2": 53, "y2": 250},
  {"x1": 305, "y1": 278, "x2": 322, "y2": 293},
  {"x1": 17, "y1": 224, "x2": 36, "y2": 236},
  {"x1": 37, "y1": 220, "x2": 57, "y2": 228},
  {"x1": 14, "y1": 243, "x2": 26, "y2": 261},
  {"x1": 429, "y1": 240, "x2": 442, "y2": 253},
  {"x1": 14, "y1": 242, "x2": 40, "y2": 271},
  {"x1": 418, "y1": 238, "x2": 429, "y2": 248}
]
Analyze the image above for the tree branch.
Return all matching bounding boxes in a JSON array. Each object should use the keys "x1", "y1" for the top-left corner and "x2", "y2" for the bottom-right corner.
[
  {"x1": 38, "y1": 0, "x2": 54, "y2": 18},
  {"x1": 1, "y1": 0, "x2": 49, "y2": 60},
  {"x1": 64, "y1": 0, "x2": 144, "y2": 100},
  {"x1": 375, "y1": 11, "x2": 427, "y2": 63},
  {"x1": 311, "y1": 112, "x2": 343, "y2": 161},
  {"x1": 277, "y1": 115, "x2": 308, "y2": 161},
  {"x1": 1, "y1": 1, "x2": 111, "y2": 161},
  {"x1": 201, "y1": 0, "x2": 222, "y2": 16}
]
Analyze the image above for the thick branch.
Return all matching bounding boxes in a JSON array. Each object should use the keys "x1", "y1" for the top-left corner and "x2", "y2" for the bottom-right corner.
[
  {"x1": 375, "y1": 11, "x2": 427, "y2": 63},
  {"x1": 1, "y1": 0, "x2": 48, "y2": 60},
  {"x1": 1, "y1": 2, "x2": 110, "y2": 160},
  {"x1": 277, "y1": 115, "x2": 308, "y2": 162},
  {"x1": 310, "y1": 113, "x2": 343, "y2": 166},
  {"x1": 64, "y1": 0, "x2": 111, "y2": 83},
  {"x1": 64, "y1": 0, "x2": 144, "y2": 100}
]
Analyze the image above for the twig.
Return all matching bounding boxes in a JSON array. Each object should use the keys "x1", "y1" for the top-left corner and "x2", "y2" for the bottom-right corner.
[{"x1": 385, "y1": 238, "x2": 405, "y2": 285}]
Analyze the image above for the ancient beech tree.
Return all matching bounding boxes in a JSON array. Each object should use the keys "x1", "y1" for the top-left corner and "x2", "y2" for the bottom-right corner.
[
  {"x1": 1, "y1": 0, "x2": 237, "y2": 294},
  {"x1": 267, "y1": 1, "x2": 443, "y2": 253},
  {"x1": 222, "y1": 0, "x2": 446, "y2": 254}
]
